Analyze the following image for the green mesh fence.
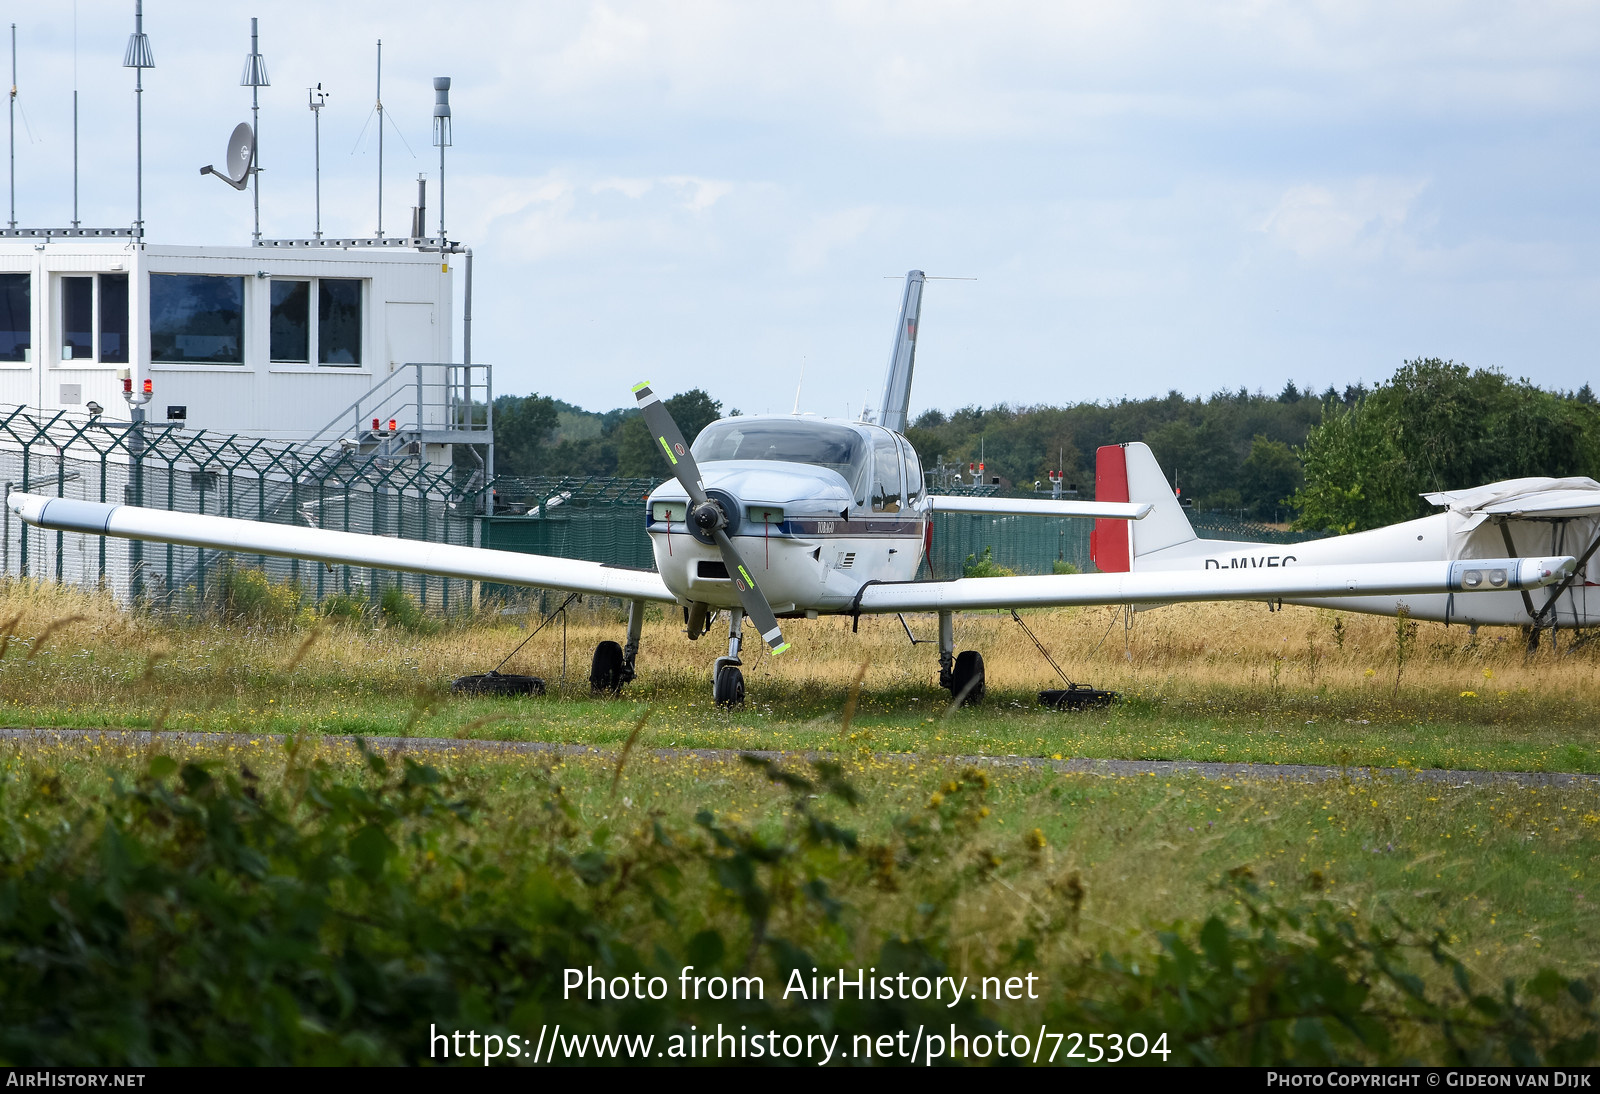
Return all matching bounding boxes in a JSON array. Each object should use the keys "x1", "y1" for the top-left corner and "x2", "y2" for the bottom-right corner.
[
  {"x1": 478, "y1": 478, "x2": 656, "y2": 602},
  {"x1": 0, "y1": 404, "x2": 480, "y2": 613},
  {"x1": 926, "y1": 512, "x2": 1092, "y2": 577}
]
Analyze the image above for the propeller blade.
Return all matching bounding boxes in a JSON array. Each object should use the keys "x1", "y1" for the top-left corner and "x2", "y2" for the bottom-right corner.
[
  {"x1": 712, "y1": 528, "x2": 789, "y2": 655},
  {"x1": 632, "y1": 381, "x2": 707, "y2": 506},
  {"x1": 633, "y1": 380, "x2": 788, "y2": 656}
]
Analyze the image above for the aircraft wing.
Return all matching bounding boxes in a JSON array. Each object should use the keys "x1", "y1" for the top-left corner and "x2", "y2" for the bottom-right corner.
[
  {"x1": 7, "y1": 494, "x2": 676, "y2": 604},
  {"x1": 853, "y1": 557, "x2": 1575, "y2": 614},
  {"x1": 929, "y1": 496, "x2": 1152, "y2": 520}
]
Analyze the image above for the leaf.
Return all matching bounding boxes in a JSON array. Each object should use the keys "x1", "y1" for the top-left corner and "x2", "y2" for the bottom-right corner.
[
  {"x1": 1199, "y1": 916, "x2": 1233, "y2": 972},
  {"x1": 347, "y1": 824, "x2": 395, "y2": 880},
  {"x1": 686, "y1": 929, "x2": 725, "y2": 968},
  {"x1": 1527, "y1": 967, "x2": 1564, "y2": 1005}
]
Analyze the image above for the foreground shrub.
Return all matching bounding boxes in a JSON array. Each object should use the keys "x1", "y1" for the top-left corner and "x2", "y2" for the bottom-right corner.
[{"x1": 0, "y1": 748, "x2": 1591, "y2": 1066}]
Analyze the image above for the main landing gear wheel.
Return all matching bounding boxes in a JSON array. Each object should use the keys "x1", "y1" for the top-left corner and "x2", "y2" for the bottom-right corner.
[
  {"x1": 949, "y1": 650, "x2": 985, "y2": 706},
  {"x1": 590, "y1": 641, "x2": 625, "y2": 696},
  {"x1": 713, "y1": 664, "x2": 745, "y2": 709}
]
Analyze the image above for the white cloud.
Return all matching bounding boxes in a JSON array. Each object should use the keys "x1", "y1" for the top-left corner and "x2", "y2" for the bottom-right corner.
[
  {"x1": 6, "y1": 1, "x2": 1600, "y2": 411},
  {"x1": 1259, "y1": 177, "x2": 1430, "y2": 263},
  {"x1": 662, "y1": 176, "x2": 733, "y2": 212},
  {"x1": 593, "y1": 177, "x2": 654, "y2": 199}
]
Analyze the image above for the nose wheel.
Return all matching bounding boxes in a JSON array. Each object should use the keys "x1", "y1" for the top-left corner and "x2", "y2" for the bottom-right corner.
[
  {"x1": 711, "y1": 606, "x2": 748, "y2": 708},
  {"x1": 713, "y1": 663, "x2": 745, "y2": 708}
]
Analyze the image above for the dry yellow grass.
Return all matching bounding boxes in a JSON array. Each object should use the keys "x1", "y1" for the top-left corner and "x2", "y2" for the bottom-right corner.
[{"x1": 1, "y1": 577, "x2": 1597, "y2": 772}]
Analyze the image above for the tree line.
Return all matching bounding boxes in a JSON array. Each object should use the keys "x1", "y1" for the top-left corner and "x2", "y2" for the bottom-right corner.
[{"x1": 486, "y1": 360, "x2": 1600, "y2": 531}]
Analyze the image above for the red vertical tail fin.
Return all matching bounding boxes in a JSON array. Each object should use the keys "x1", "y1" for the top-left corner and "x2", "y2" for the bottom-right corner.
[{"x1": 1090, "y1": 444, "x2": 1131, "y2": 573}]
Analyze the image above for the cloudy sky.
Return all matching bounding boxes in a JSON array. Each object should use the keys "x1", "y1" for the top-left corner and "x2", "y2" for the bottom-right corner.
[{"x1": 7, "y1": 2, "x2": 1598, "y2": 418}]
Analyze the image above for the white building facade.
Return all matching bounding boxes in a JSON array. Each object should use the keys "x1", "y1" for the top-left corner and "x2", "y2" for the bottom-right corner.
[{"x1": 0, "y1": 235, "x2": 459, "y2": 454}]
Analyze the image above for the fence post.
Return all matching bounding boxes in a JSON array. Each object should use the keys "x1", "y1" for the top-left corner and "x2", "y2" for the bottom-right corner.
[
  {"x1": 129, "y1": 411, "x2": 144, "y2": 600},
  {"x1": 20, "y1": 434, "x2": 30, "y2": 579}
]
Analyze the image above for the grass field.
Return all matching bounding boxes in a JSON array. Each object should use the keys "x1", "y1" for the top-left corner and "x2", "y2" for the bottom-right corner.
[
  {"x1": 0, "y1": 578, "x2": 1595, "y2": 1063},
  {"x1": 2, "y1": 579, "x2": 1597, "y2": 774}
]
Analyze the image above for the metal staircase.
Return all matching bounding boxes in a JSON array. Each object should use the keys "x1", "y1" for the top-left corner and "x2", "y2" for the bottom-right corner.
[{"x1": 304, "y1": 362, "x2": 494, "y2": 472}]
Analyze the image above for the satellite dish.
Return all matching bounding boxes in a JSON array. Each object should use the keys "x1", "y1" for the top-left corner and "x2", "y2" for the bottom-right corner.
[{"x1": 199, "y1": 122, "x2": 254, "y2": 191}]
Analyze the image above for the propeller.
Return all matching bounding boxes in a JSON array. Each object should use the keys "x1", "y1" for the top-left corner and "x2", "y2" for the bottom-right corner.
[{"x1": 633, "y1": 382, "x2": 789, "y2": 656}]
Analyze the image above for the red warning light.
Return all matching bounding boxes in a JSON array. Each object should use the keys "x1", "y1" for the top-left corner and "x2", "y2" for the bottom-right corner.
[
  {"x1": 143, "y1": 379, "x2": 153, "y2": 395},
  {"x1": 388, "y1": 418, "x2": 397, "y2": 432},
  {"x1": 122, "y1": 377, "x2": 133, "y2": 394},
  {"x1": 978, "y1": 463, "x2": 985, "y2": 473},
  {"x1": 372, "y1": 418, "x2": 380, "y2": 431}
]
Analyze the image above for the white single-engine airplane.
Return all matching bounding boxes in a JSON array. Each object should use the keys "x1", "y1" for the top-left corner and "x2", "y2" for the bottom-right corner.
[
  {"x1": 1092, "y1": 441, "x2": 1600, "y2": 650},
  {"x1": 6, "y1": 271, "x2": 1578, "y2": 706}
]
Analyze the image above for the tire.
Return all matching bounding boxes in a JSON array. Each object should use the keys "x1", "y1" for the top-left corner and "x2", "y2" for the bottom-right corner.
[
  {"x1": 713, "y1": 664, "x2": 745, "y2": 709},
  {"x1": 451, "y1": 672, "x2": 546, "y2": 697},
  {"x1": 950, "y1": 650, "x2": 985, "y2": 706},
  {"x1": 590, "y1": 641, "x2": 625, "y2": 696}
]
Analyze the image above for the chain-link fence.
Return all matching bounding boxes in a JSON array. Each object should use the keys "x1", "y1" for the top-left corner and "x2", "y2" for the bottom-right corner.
[
  {"x1": 1, "y1": 422, "x2": 1333, "y2": 611},
  {"x1": 0, "y1": 405, "x2": 480, "y2": 611}
]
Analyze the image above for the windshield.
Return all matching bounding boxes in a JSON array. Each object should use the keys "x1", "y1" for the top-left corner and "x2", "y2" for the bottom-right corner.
[{"x1": 692, "y1": 419, "x2": 868, "y2": 502}]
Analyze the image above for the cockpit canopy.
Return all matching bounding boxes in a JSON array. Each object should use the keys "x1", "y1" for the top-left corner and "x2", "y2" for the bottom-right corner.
[{"x1": 691, "y1": 417, "x2": 923, "y2": 513}]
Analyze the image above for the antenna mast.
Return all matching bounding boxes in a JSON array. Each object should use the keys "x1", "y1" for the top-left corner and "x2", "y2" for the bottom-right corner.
[
  {"x1": 374, "y1": 39, "x2": 383, "y2": 238},
  {"x1": 240, "y1": 17, "x2": 269, "y2": 243},
  {"x1": 432, "y1": 76, "x2": 450, "y2": 240},
  {"x1": 72, "y1": 3, "x2": 79, "y2": 228},
  {"x1": 308, "y1": 84, "x2": 327, "y2": 238},
  {"x1": 8, "y1": 23, "x2": 15, "y2": 230},
  {"x1": 122, "y1": 0, "x2": 155, "y2": 241}
]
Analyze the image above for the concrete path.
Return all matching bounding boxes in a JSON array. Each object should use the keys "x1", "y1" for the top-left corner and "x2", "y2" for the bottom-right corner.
[{"x1": 2, "y1": 726, "x2": 1596, "y2": 790}]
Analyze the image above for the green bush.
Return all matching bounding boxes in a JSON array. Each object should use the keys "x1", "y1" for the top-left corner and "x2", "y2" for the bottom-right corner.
[
  {"x1": 319, "y1": 591, "x2": 371, "y2": 627},
  {"x1": 0, "y1": 747, "x2": 1591, "y2": 1066},
  {"x1": 218, "y1": 563, "x2": 304, "y2": 627},
  {"x1": 378, "y1": 586, "x2": 435, "y2": 634},
  {"x1": 962, "y1": 547, "x2": 1016, "y2": 578}
]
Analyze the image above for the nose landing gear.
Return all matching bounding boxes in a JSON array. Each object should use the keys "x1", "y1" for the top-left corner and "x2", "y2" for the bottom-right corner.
[{"x1": 712, "y1": 606, "x2": 747, "y2": 708}]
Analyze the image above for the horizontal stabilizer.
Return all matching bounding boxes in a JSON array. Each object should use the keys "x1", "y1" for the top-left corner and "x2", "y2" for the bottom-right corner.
[
  {"x1": 8, "y1": 494, "x2": 675, "y2": 604},
  {"x1": 930, "y1": 495, "x2": 1151, "y2": 521}
]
